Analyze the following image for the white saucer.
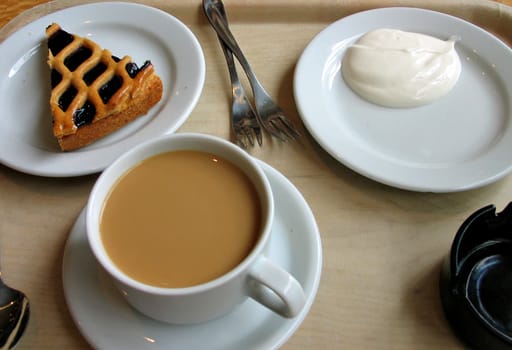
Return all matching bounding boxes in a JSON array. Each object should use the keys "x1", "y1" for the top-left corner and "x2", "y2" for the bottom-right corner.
[
  {"x1": 294, "y1": 7, "x2": 512, "y2": 192},
  {"x1": 0, "y1": 2, "x2": 205, "y2": 177},
  {"x1": 62, "y1": 161, "x2": 322, "y2": 350}
]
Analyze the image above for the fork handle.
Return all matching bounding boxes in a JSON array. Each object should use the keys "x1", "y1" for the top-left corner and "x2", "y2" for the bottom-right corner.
[
  {"x1": 203, "y1": 0, "x2": 267, "y2": 98},
  {"x1": 219, "y1": 38, "x2": 244, "y2": 102}
]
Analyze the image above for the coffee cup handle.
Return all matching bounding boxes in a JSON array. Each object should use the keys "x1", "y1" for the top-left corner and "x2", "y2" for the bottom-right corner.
[{"x1": 247, "y1": 256, "x2": 306, "y2": 318}]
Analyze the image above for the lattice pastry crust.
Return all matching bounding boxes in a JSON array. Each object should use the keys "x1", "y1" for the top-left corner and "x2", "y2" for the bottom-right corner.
[{"x1": 46, "y1": 23, "x2": 163, "y2": 151}]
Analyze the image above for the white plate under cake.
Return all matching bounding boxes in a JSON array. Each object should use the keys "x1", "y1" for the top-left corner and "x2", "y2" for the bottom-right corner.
[{"x1": 0, "y1": 2, "x2": 205, "y2": 176}]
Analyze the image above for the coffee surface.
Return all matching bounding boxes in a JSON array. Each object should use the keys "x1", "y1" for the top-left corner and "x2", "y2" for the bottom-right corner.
[{"x1": 100, "y1": 150, "x2": 261, "y2": 288}]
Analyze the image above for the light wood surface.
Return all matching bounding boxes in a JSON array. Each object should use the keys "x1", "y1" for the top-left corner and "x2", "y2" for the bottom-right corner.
[{"x1": 1, "y1": 0, "x2": 512, "y2": 349}]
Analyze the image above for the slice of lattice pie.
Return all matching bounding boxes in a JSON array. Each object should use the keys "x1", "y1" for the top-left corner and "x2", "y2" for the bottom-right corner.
[{"x1": 45, "y1": 23, "x2": 163, "y2": 151}]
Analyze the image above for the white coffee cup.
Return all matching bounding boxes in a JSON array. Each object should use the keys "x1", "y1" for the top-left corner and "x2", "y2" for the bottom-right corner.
[{"x1": 86, "y1": 133, "x2": 305, "y2": 324}]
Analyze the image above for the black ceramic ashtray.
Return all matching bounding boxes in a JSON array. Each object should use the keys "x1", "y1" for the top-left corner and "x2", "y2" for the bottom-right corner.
[{"x1": 440, "y1": 203, "x2": 512, "y2": 349}]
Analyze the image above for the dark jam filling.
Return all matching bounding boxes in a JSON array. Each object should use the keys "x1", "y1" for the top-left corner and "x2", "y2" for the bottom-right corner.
[
  {"x1": 99, "y1": 76, "x2": 123, "y2": 104},
  {"x1": 126, "y1": 61, "x2": 151, "y2": 79},
  {"x1": 57, "y1": 84, "x2": 96, "y2": 128},
  {"x1": 50, "y1": 69, "x2": 62, "y2": 89},
  {"x1": 58, "y1": 85, "x2": 77, "y2": 112},
  {"x1": 48, "y1": 28, "x2": 74, "y2": 56},
  {"x1": 64, "y1": 46, "x2": 92, "y2": 72},
  {"x1": 83, "y1": 63, "x2": 107, "y2": 86},
  {"x1": 73, "y1": 100, "x2": 96, "y2": 127}
]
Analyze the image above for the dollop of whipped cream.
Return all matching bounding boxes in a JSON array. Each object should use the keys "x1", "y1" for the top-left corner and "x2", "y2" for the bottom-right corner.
[{"x1": 341, "y1": 28, "x2": 461, "y2": 108}]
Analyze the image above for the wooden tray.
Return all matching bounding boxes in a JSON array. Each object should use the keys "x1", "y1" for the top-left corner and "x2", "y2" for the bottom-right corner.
[
  {"x1": 0, "y1": 1, "x2": 511, "y2": 349},
  {"x1": 2, "y1": 0, "x2": 512, "y2": 44}
]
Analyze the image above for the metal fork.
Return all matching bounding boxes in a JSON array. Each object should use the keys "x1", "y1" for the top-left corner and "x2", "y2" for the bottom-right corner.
[
  {"x1": 217, "y1": 22, "x2": 262, "y2": 148},
  {"x1": 203, "y1": 0, "x2": 301, "y2": 142}
]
